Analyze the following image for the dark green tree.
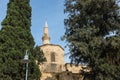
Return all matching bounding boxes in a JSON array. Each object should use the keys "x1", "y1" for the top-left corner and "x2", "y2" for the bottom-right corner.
[
  {"x1": 32, "y1": 46, "x2": 46, "y2": 65},
  {"x1": 0, "y1": 0, "x2": 45, "y2": 80},
  {"x1": 64, "y1": 0, "x2": 120, "y2": 80}
]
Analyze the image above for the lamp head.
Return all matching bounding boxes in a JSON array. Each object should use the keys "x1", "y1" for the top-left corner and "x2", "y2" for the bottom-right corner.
[{"x1": 22, "y1": 50, "x2": 29, "y2": 63}]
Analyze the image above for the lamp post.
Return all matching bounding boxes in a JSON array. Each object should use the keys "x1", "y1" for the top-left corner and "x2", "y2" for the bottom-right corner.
[{"x1": 23, "y1": 50, "x2": 29, "y2": 80}]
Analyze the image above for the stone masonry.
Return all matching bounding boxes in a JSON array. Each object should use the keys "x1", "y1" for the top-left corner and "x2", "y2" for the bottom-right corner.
[{"x1": 39, "y1": 22, "x2": 87, "y2": 80}]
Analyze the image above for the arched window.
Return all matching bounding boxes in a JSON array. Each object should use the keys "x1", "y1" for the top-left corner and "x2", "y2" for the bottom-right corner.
[{"x1": 51, "y1": 52, "x2": 55, "y2": 62}]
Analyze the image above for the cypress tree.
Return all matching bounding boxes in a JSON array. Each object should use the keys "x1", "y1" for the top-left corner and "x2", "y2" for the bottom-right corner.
[
  {"x1": 0, "y1": 0, "x2": 45, "y2": 80},
  {"x1": 64, "y1": 0, "x2": 120, "y2": 80}
]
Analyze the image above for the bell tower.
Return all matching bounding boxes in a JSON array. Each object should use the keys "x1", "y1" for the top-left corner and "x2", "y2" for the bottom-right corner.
[{"x1": 42, "y1": 21, "x2": 50, "y2": 44}]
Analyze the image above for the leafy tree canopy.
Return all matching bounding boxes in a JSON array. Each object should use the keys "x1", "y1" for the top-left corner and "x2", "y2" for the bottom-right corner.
[
  {"x1": 0, "y1": 0, "x2": 45, "y2": 80},
  {"x1": 64, "y1": 0, "x2": 120, "y2": 80}
]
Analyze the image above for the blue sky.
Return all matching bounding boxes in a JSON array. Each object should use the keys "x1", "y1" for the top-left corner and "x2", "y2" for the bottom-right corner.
[{"x1": 0, "y1": 0, "x2": 70, "y2": 63}]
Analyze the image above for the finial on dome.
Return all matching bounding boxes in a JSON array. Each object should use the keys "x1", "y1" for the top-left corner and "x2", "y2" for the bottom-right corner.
[{"x1": 45, "y1": 21, "x2": 48, "y2": 27}]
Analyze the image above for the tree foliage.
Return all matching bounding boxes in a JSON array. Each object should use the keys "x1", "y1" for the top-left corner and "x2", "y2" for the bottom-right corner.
[
  {"x1": 64, "y1": 0, "x2": 120, "y2": 80},
  {"x1": 0, "y1": 0, "x2": 45, "y2": 80},
  {"x1": 32, "y1": 46, "x2": 46, "y2": 65}
]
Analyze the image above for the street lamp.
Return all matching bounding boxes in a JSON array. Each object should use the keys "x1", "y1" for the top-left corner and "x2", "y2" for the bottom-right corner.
[{"x1": 23, "y1": 50, "x2": 29, "y2": 80}]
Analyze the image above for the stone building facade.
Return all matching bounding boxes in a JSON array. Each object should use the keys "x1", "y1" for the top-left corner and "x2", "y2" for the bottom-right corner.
[{"x1": 39, "y1": 22, "x2": 87, "y2": 80}]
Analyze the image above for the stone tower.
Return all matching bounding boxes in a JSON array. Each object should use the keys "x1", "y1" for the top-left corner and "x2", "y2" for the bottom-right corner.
[
  {"x1": 39, "y1": 22, "x2": 86, "y2": 80},
  {"x1": 40, "y1": 22, "x2": 65, "y2": 80},
  {"x1": 42, "y1": 21, "x2": 50, "y2": 44}
]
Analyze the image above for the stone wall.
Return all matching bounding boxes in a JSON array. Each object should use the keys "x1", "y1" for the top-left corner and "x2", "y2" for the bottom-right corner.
[
  {"x1": 39, "y1": 44, "x2": 88, "y2": 80},
  {"x1": 39, "y1": 63, "x2": 84, "y2": 74},
  {"x1": 40, "y1": 72, "x2": 55, "y2": 80},
  {"x1": 40, "y1": 63, "x2": 65, "y2": 73},
  {"x1": 40, "y1": 44, "x2": 64, "y2": 64},
  {"x1": 39, "y1": 63, "x2": 87, "y2": 80},
  {"x1": 40, "y1": 71, "x2": 84, "y2": 80},
  {"x1": 56, "y1": 71, "x2": 83, "y2": 80},
  {"x1": 65, "y1": 63, "x2": 83, "y2": 73}
]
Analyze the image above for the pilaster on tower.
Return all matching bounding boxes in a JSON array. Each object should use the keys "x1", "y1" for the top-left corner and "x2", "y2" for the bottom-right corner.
[{"x1": 42, "y1": 21, "x2": 50, "y2": 44}]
